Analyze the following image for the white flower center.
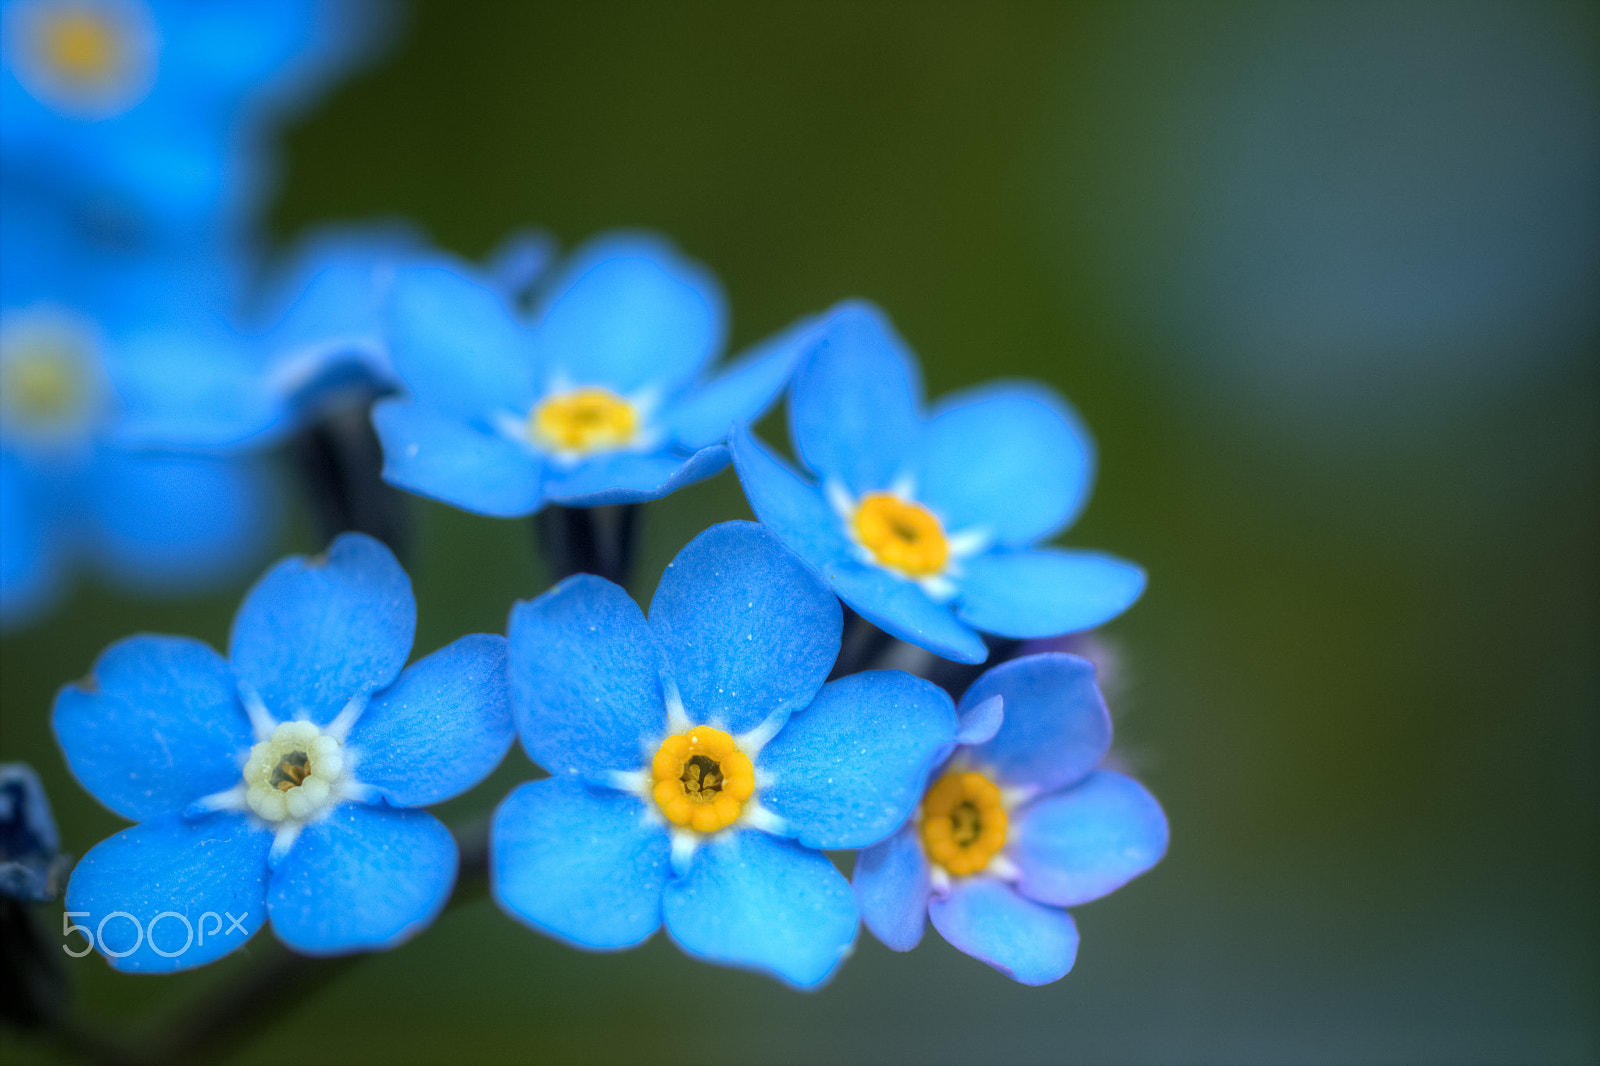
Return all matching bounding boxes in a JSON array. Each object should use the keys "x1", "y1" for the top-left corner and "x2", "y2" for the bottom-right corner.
[{"x1": 243, "y1": 721, "x2": 347, "y2": 823}]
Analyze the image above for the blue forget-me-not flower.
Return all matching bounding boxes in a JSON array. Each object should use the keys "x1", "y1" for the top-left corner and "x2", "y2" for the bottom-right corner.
[
  {"x1": 853, "y1": 653, "x2": 1167, "y2": 984},
  {"x1": 373, "y1": 232, "x2": 817, "y2": 517},
  {"x1": 54, "y1": 533, "x2": 513, "y2": 971},
  {"x1": 0, "y1": 299, "x2": 281, "y2": 629},
  {"x1": 0, "y1": 0, "x2": 386, "y2": 239},
  {"x1": 731, "y1": 301, "x2": 1146, "y2": 664},
  {"x1": 493, "y1": 521, "x2": 958, "y2": 988}
]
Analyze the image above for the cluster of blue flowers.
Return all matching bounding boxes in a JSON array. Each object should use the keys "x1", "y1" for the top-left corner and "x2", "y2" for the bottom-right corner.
[{"x1": 4, "y1": 1, "x2": 1167, "y2": 991}]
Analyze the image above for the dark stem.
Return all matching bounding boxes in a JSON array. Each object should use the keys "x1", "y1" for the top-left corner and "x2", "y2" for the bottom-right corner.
[
  {"x1": 290, "y1": 401, "x2": 411, "y2": 557},
  {"x1": 828, "y1": 608, "x2": 894, "y2": 680},
  {"x1": 531, "y1": 504, "x2": 640, "y2": 586}
]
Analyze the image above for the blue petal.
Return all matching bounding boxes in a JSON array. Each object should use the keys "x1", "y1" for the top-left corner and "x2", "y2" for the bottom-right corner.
[
  {"x1": 728, "y1": 427, "x2": 855, "y2": 574},
  {"x1": 956, "y1": 549, "x2": 1146, "y2": 638},
  {"x1": 962, "y1": 654, "x2": 1110, "y2": 795},
  {"x1": 788, "y1": 301, "x2": 922, "y2": 493},
  {"x1": 759, "y1": 671, "x2": 956, "y2": 848},
  {"x1": 662, "y1": 829, "x2": 857, "y2": 989},
  {"x1": 955, "y1": 694, "x2": 1005, "y2": 746},
  {"x1": 83, "y1": 451, "x2": 281, "y2": 596},
  {"x1": 372, "y1": 399, "x2": 545, "y2": 517},
  {"x1": 853, "y1": 823, "x2": 930, "y2": 952},
  {"x1": 54, "y1": 636, "x2": 252, "y2": 821},
  {"x1": 0, "y1": 452, "x2": 64, "y2": 630},
  {"x1": 229, "y1": 533, "x2": 416, "y2": 726},
  {"x1": 108, "y1": 324, "x2": 284, "y2": 449},
  {"x1": 661, "y1": 314, "x2": 821, "y2": 450},
  {"x1": 491, "y1": 778, "x2": 670, "y2": 950},
  {"x1": 535, "y1": 233, "x2": 725, "y2": 395},
  {"x1": 386, "y1": 267, "x2": 539, "y2": 420},
  {"x1": 648, "y1": 522, "x2": 840, "y2": 735},
  {"x1": 927, "y1": 878, "x2": 1079, "y2": 985},
  {"x1": 540, "y1": 443, "x2": 728, "y2": 507},
  {"x1": 507, "y1": 574, "x2": 666, "y2": 781},
  {"x1": 345, "y1": 635, "x2": 513, "y2": 808},
  {"x1": 64, "y1": 812, "x2": 272, "y2": 973},
  {"x1": 919, "y1": 382, "x2": 1094, "y2": 546},
  {"x1": 829, "y1": 564, "x2": 988, "y2": 665},
  {"x1": 269, "y1": 804, "x2": 456, "y2": 956},
  {"x1": 1011, "y1": 771, "x2": 1169, "y2": 907}
]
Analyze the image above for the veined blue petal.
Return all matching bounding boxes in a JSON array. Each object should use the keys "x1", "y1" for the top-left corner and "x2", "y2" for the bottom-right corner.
[
  {"x1": 788, "y1": 301, "x2": 922, "y2": 493},
  {"x1": 373, "y1": 399, "x2": 544, "y2": 517},
  {"x1": 268, "y1": 804, "x2": 456, "y2": 956},
  {"x1": 345, "y1": 635, "x2": 512, "y2": 808},
  {"x1": 386, "y1": 267, "x2": 538, "y2": 420},
  {"x1": 919, "y1": 382, "x2": 1094, "y2": 546},
  {"x1": 962, "y1": 654, "x2": 1110, "y2": 795},
  {"x1": 648, "y1": 522, "x2": 840, "y2": 735},
  {"x1": 83, "y1": 451, "x2": 281, "y2": 596},
  {"x1": 64, "y1": 812, "x2": 272, "y2": 973},
  {"x1": 229, "y1": 533, "x2": 416, "y2": 726},
  {"x1": 729, "y1": 427, "x2": 855, "y2": 574},
  {"x1": 956, "y1": 549, "x2": 1146, "y2": 638},
  {"x1": 1011, "y1": 771, "x2": 1169, "y2": 907},
  {"x1": 507, "y1": 574, "x2": 666, "y2": 780},
  {"x1": 661, "y1": 314, "x2": 821, "y2": 450},
  {"x1": 491, "y1": 778, "x2": 669, "y2": 950},
  {"x1": 53, "y1": 636, "x2": 252, "y2": 821},
  {"x1": 927, "y1": 878, "x2": 1079, "y2": 986},
  {"x1": 853, "y1": 823, "x2": 930, "y2": 952},
  {"x1": 535, "y1": 233, "x2": 725, "y2": 395},
  {"x1": 759, "y1": 672, "x2": 955, "y2": 849},
  {"x1": 662, "y1": 829, "x2": 857, "y2": 989},
  {"x1": 540, "y1": 444, "x2": 727, "y2": 507},
  {"x1": 829, "y1": 565, "x2": 988, "y2": 665}
]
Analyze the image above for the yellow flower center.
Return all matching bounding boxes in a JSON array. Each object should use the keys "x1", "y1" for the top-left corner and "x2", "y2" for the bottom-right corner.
[
  {"x1": 651, "y1": 726, "x2": 754, "y2": 834},
  {"x1": 242, "y1": 721, "x2": 346, "y2": 823},
  {"x1": 853, "y1": 493, "x2": 949, "y2": 578},
  {"x1": 0, "y1": 346, "x2": 86, "y2": 427},
  {"x1": 528, "y1": 387, "x2": 638, "y2": 455},
  {"x1": 920, "y1": 771, "x2": 1008, "y2": 876},
  {"x1": 39, "y1": 9, "x2": 120, "y2": 85}
]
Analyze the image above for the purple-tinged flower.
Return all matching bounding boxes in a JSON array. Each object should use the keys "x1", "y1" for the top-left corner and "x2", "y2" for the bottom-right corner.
[{"x1": 854, "y1": 653, "x2": 1167, "y2": 984}]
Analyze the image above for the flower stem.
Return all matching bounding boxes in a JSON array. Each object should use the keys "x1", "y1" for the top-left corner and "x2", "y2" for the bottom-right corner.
[
  {"x1": 531, "y1": 503, "x2": 640, "y2": 586},
  {"x1": 290, "y1": 400, "x2": 411, "y2": 557}
]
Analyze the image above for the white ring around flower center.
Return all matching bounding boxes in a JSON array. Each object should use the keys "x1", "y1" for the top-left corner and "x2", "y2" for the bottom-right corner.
[{"x1": 243, "y1": 721, "x2": 347, "y2": 823}]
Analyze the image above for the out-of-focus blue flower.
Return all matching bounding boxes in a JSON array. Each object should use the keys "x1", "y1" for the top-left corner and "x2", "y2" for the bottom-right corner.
[
  {"x1": 0, "y1": 298, "x2": 281, "y2": 629},
  {"x1": 853, "y1": 653, "x2": 1167, "y2": 985},
  {"x1": 0, "y1": 0, "x2": 389, "y2": 239},
  {"x1": 55, "y1": 533, "x2": 513, "y2": 972},
  {"x1": 731, "y1": 301, "x2": 1146, "y2": 664},
  {"x1": 0, "y1": 763, "x2": 66, "y2": 901},
  {"x1": 108, "y1": 223, "x2": 557, "y2": 452},
  {"x1": 373, "y1": 233, "x2": 818, "y2": 517},
  {"x1": 493, "y1": 521, "x2": 956, "y2": 988}
]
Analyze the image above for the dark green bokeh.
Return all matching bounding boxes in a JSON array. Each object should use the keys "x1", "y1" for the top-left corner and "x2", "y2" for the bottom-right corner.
[{"x1": 4, "y1": 3, "x2": 1596, "y2": 1062}]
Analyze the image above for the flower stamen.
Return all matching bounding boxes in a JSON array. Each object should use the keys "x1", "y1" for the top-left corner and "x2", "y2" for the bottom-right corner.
[
  {"x1": 853, "y1": 493, "x2": 949, "y2": 578},
  {"x1": 650, "y1": 726, "x2": 754, "y2": 834},
  {"x1": 243, "y1": 721, "x2": 347, "y2": 823},
  {"x1": 921, "y1": 771, "x2": 1008, "y2": 877},
  {"x1": 527, "y1": 387, "x2": 638, "y2": 455}
]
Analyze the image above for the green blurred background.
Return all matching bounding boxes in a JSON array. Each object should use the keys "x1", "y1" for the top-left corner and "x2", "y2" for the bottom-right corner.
[{"x1": 4, "y1": 2, "x2": 1596, "y2": 1062}]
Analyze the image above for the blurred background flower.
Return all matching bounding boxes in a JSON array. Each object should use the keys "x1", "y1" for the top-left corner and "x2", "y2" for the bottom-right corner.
[{"x1": 1, "y1": 1, "x2": 1595, "y2": 1063}]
